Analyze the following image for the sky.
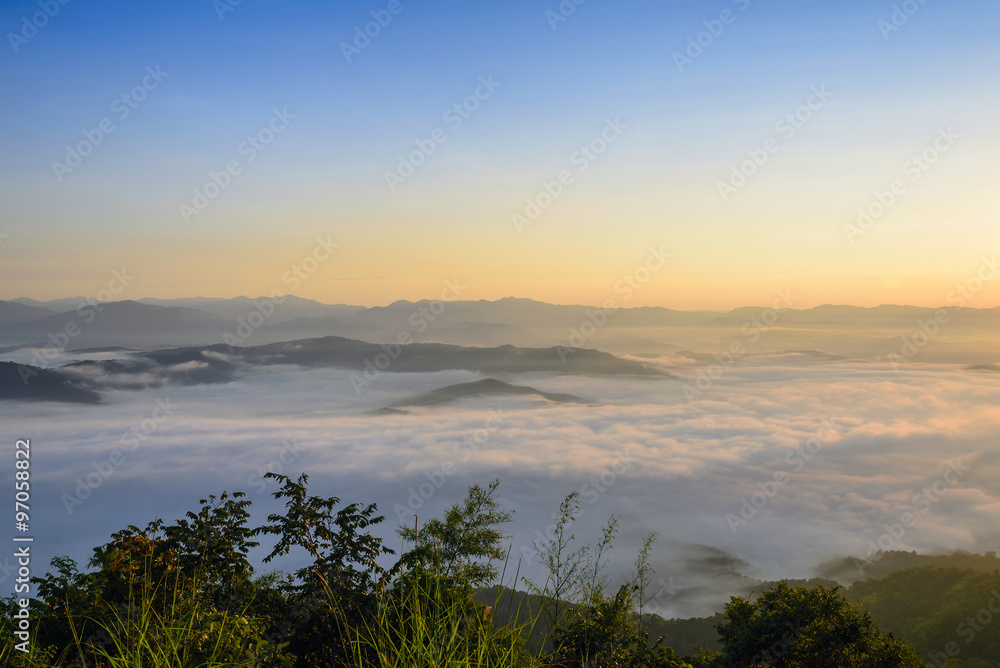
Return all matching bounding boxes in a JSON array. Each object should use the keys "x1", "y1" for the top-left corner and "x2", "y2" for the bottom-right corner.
[{"x1": 2, "y1": 0, "x2": 999, "y2": 309}]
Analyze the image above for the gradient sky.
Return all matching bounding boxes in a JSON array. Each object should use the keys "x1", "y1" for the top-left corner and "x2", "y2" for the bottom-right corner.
[{"x1": 2, "y1": 0, "x2": 998, "y2": 309}]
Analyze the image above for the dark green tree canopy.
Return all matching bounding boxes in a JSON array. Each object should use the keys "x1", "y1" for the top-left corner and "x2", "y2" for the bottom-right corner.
[{"x1": 711, "y1": 582, "x2": 923, "y2": 668}]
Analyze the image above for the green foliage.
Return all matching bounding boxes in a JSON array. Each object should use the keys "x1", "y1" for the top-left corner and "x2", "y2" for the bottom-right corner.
[
  {"x1": 524, "y1": 493, "x2": 691, "y2": 668},
  {"x1": 521, "y1": 493, "x2": 633, "y2": 639},
  {"x1": 253, "y1": 472, "x2": 395, "y2": 668},
  {"x1": 818, "y1": 549, "x2": 1000, "y2": 583},
  {"x1": 632, "y1": 533, "x2": 658, "y2": 627},
  {"x1": 550, "y1": 584, "x2": 692, "y2": 668},
  {"x1": 631, "y1": 559, "x2": 1000, "y2": 665},
  {"x1": 372, "y1": 479, "x2": 525, "y2": 666},
  {"x1": 255, "y1": 472, "x2": 394, "y2": 596},
  {"x1": 847, "y1": 566, "x2": 1000, "y2": 667},
  {"x1": 348, "y1": 575, "x2": 531, "y2": 667},
  {"x1": 522, "y1": 492, "x2": 587, "y2": 631},
  {"x1": 2, "y1": 491, "x2": 268, "y2": 667},
  {"x1": 160, "y1": 491, "x2": 259, "y2": 603},
  {"x1": 396, "y1": 478, "x2": 513, "y2": 593},
  {"x1": 2, "y1": 564, "x2": 282, "y2": 668},
  {"x1": 2, "y1": 478, "x2": 956, "y2": 668},
  {"x1": 638, "y1": 614, "x2": 725, "y2": 660},
  {"x1": 64, "y1": 578, "x2": 278, "y2": 668},
  {"x1": 86, "y1": 491, "x2": 259, "y2": 611},
  {"x1": 707, "y1": 582, "x2": 923, "y2": 667}
]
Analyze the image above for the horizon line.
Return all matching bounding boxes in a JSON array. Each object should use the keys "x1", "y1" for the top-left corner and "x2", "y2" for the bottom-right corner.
[{"x1": 5, "y1": 295, "x2": 995, "y2": 313}]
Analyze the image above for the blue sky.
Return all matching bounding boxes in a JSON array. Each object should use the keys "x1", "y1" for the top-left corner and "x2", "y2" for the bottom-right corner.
[{"x1": 2, "y1": 0, "x2": 999, "y2": 307}]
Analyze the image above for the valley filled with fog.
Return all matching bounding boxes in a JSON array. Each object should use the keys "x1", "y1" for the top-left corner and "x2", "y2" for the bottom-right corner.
[{"x1": 3, "y1": 296, "x2": 1000, "y2": 618}]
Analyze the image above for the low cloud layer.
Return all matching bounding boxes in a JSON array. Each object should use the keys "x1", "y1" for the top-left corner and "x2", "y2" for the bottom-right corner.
[{"x1": 4, "y1": 354, "x2": 1000, "y2": 617}]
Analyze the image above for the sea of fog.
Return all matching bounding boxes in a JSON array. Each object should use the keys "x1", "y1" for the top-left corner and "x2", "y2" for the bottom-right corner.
[{"x1": 3, "y1": 354, "x2": 1000, "y2": 617}]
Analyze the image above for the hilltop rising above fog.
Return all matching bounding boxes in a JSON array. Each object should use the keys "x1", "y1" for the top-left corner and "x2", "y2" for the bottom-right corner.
[{"x1": 0, "y1": 335, "x2": 661, "y2": 403}]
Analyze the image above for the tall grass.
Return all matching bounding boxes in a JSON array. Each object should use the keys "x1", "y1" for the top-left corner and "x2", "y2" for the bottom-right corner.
[
  {"x1": 346, "y1": 577, "x2": 537, "y2": 668},
  {"x1": 3, "y1": 560, "x2": 543, "y2": 668},
  {"x1": 78, "y1": 596, "x2": 256, "y2": 668},
  {"x1": 1, "y1": 573, "x2": 264, "y2": 668}
]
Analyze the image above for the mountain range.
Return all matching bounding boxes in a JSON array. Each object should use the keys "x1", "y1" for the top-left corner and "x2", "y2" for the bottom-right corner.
[{"x1": 4, "y1": 296, "x2": 1000, "y2": 364}]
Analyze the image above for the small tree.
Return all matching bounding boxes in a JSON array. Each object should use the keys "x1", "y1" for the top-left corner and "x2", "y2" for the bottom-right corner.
[
  {"x1": 254, "y1": 472, "x2": 395, "y2": 667},
  {"x1": 523, "y1": 492, "x2": 588, "y2": 631},
  {"x1": 255, "y1": 473, "x2": 393, "y2": 596},
  {"x1": 162, "y1": 491, "x2": 258, "y2": 604},
  {"x1": 396, "y1": 478, "x2": 513, "y2": 593},
  {"x1": 582, "y1": 514, "x2": 621, "y2": 602},
  {"x1": 363, "y1": 479, "x2": 525, "y2": 667},
  {"x1": 632, "y1": 532, "x2": 659, "y2": 630}
]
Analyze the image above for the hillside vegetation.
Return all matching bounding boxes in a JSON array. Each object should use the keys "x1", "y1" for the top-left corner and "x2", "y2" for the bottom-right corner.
[{"x1": 4, "y1": 477, "x2": 982, "y2": 667}]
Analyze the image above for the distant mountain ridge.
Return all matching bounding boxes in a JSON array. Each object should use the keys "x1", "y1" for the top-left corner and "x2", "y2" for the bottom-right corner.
[
  {"x1": 0, "y1": 300, "x2": 233, "y2": 349},
  {"x1": 5, "y1": 297, "x2": 1000, "y2": 363},
  {"x1": 0, "y1": 300, "x2": 56, "y2": 323}
]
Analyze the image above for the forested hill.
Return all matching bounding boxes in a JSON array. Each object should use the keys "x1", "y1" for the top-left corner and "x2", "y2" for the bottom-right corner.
[
  {"x1": 482, "y1": 551, "x2": 1000, "y2": 665},
  {"x1": 621, "y1": 553, "x2": 1000, "y2": 665}
]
